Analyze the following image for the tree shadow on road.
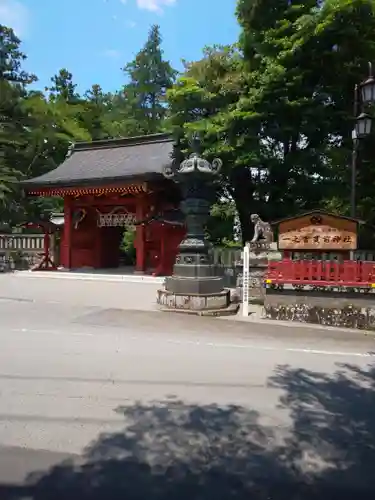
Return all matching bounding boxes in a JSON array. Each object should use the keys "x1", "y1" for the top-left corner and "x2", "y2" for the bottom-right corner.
[
  {"x1": 1, "y1": 361, "x2": 375, "y2": 499},
  {"x1": 268, "y1": 361, "x2": 375, "y2": 491}
]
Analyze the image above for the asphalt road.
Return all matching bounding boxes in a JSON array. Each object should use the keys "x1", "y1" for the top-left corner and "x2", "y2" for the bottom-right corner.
[{"x1": 1, "y1": 274, "x2": 375, "y2": 499}]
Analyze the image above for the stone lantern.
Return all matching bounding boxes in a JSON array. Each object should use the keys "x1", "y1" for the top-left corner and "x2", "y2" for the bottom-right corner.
[{"x1": 156, "y1": 135, "x2": 238, "y2": 315}]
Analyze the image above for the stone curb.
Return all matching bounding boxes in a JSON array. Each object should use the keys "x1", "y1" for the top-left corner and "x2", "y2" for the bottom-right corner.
[
  {"x1": 222, "y1": 306, "x2": 375, "y2": 336},
  {"x1": 12, "y1": 270, "x2": 166, "y2": 285}
]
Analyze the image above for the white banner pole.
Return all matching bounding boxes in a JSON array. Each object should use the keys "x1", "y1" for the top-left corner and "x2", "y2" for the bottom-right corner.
[{"x1": 242, "y1": 244, "x2": 250, "y2": 317}]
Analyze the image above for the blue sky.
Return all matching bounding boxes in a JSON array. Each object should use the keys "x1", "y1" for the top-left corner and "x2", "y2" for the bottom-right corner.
[{"x1": 0, "y1": 0, "x2": 240, "y2": 93}]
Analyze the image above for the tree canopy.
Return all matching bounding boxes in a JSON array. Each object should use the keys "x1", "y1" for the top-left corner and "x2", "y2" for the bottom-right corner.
[{"x1": 2, "y1": 0, "x2": 375, "y2": 243}]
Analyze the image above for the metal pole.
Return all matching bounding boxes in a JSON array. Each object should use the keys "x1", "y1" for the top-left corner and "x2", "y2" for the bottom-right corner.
[
  {"x1": 351, "y1": 84, "x2": 359, "y2": 219},
  {"x1": 350, "y1": 141, "x2": 357, "y2": 218}
]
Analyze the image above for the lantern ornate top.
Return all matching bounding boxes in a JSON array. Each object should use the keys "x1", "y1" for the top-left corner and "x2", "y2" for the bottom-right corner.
[{"x1": 163, "y1": 133, "x2": 222, "y2": 180}]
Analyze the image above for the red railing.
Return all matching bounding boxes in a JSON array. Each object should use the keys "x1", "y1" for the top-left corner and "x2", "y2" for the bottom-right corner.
[{"x1": 265, "y1": 260, "x2": 375, "y2": 288}]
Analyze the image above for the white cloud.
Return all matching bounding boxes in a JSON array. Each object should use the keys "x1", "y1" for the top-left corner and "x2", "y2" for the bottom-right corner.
[
  {"x1": 136, "y1": 0, "x2": 176, "y2": 13},
  {"x1": 125, "y1": 20, "x2": 137, "y2": 28},
  {"x1": 0, "y1": 0, "x2": 30, "y2": 37},
  {"x1": 101, "y1": 49, "x2": 121, "y2": 59}
]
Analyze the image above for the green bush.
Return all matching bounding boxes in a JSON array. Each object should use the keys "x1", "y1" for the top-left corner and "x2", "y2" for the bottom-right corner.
[{"x1": 120, "y1": 229, "x2": 136, "y2": 265}]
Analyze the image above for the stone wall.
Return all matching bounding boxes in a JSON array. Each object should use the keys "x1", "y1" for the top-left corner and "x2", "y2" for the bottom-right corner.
[{"x1": 264, "y1": 288, "x2": 375, "y2": 330}]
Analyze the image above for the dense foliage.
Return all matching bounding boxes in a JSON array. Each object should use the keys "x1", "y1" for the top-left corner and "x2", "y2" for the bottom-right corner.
[{"x1": 2, "y1": 0, "x2": 375, "y2": 243}]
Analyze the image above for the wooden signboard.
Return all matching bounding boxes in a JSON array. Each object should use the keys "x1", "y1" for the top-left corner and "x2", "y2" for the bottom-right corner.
[{"x1": 278, "y1": 213, "x2": 357, "y2": 251}]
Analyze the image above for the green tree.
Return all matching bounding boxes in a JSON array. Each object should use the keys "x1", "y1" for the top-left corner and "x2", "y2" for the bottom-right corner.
[
  {"x1": 0, "y1": 25, "x2": 37, "y2": 224},
  {"x1": 81, "y1": 84, "x2": 111, "y2": 140},
  {"x1": 233, "y1": 0, "x2": 335, "y2": 231},
  {"x1": 95, "y1": 90, "x2": 143, "y2": 138},
  {"x1": 207, "y1": 200, "x2": 238, "y2": 246},
  {"x1": 46, "y1": 68, "x2": 80, "y2": 103},
  {"x1": 167, "y1": 45, "x2": 251, "y2": 240},
  {"x1": 24, "y1": 81, "x2": 95, "y2": 220},
  {"x1": 123, "y1": 25, "x2": 177, "y2": 134},
  {"x1": 0, "y1": 26, "x2": 92, "y2": 225},
  {"x1": 168, "y1": 0, "x2": 375, "y2": 240},
  {"x1": 235, "y1": 0, "x2": 375, "y2": 227}
]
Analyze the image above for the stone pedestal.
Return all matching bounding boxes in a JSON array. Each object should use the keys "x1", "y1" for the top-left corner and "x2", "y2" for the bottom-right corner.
[
  {"x1": 165, "y1": 276, "x2": 224, "y2": 295},
  {"x1": 157, "y1": 288, "x2": 238, "y2": 316},
  {"x1": 157, "y1": 237, "x2": 238, "y2": 315},
  {"x1": 165, "y1": 240, "x2": 224, "y2": 296},
  {"x1": 237, "y1": 242, "x2": 282, "y2": 303}
]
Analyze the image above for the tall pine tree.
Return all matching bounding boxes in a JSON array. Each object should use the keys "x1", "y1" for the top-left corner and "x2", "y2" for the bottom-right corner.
[
  {"x1": 123, "y1": 25, "x2": 177, "y2": 134},
  {"x1": 46, "y1": 68, "x2": 79, "y2": 103},
  {"x1": 0, "y1": 25, "x2": 36, "y2": 223}
]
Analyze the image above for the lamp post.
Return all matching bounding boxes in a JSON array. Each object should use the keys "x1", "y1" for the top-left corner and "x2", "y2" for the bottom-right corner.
[{"x1": 351, "y1": 63, "x2": 375, "y2": 218}]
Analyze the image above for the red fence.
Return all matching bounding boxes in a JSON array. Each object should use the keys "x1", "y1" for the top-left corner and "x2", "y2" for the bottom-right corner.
[{"x1": 265, "y1": 260, "x2": 375, "y2": 288}]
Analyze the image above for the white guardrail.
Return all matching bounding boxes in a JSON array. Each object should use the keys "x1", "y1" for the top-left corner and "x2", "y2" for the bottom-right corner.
[{"x1": 0, "y1": 234, "x2": 44, "y2": 252}]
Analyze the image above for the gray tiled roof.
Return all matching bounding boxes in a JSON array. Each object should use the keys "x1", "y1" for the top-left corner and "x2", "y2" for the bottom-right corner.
[{"x1": 22, "y1": 133, "x2": 174, "y2": 188}]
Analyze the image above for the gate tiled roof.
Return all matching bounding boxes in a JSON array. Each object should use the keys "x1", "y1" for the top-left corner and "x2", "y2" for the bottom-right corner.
[{"x1": 22, "y1": 133, "x2": 174, "y2": 189}]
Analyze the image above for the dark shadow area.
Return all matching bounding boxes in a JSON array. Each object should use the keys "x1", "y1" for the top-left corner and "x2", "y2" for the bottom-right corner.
[
  {"x1": 1, "y1": 362, "x2": 375, "y2": 499},
  {"x1": 268, "y1": 361, "x2": 375, "y2": 491}
]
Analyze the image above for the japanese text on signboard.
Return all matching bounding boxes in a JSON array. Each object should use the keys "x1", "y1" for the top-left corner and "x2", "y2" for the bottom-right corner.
[{"x1": 278, "y1": 226, "x2": 356, "y2": 250}]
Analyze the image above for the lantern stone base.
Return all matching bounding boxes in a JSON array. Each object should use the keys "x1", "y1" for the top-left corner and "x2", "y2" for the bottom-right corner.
[
  {"x1": 165, "y1": 275, "x2": 224, "y2": 295},
  {"x1": 156, "y1": 288, "x2": 239, "y2": 316}
]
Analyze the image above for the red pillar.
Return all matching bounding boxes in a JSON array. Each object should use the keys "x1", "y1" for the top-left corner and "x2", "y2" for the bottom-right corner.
[
  {"x1": 135, "y1": 196, "x2": 147, "y2": 273},
  {"x1": 62, "y1": 197, "x2": 72, "y2": 269},
  {"x1": 152, "y1": 223, "x2": 165, "y2": 277}
]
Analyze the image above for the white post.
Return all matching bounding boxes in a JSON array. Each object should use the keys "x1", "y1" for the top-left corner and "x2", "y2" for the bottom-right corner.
[{"x1": 242, "y1": 244, "x2": 250, "y2": 317}]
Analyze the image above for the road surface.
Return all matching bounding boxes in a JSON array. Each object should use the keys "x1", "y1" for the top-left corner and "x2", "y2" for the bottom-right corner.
[{"x1": 1, "y1": 274, "x2": 375, "y2": 498}]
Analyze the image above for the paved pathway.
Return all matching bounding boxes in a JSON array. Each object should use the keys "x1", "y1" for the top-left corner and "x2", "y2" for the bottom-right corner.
[{"x1": 1, "y1": 272, "x2": 161, "y2": 310}]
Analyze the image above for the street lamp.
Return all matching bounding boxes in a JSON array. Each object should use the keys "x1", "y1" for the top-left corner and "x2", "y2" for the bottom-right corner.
[
  {"x1": 355, "y1": 112, "x2": 372, "y2": 138},
  {"x1": 359, "y1": 63, "x2": 375, "y2": 104},
  {"x1": 351, "y1": 63, "x2": 375, "y2": 218}
]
